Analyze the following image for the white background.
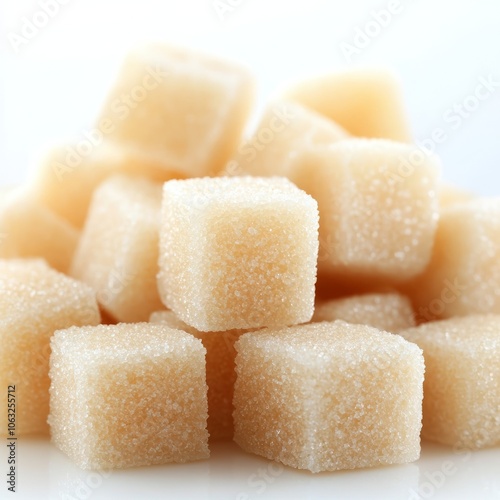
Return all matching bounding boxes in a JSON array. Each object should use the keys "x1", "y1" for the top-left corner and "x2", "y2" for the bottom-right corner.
[
  {"x1": 1, "y1": 1, "x2": 500, "y2": 499},
  {"x1": 1, "y1": 0, "x2": 500, "y2": 192}
]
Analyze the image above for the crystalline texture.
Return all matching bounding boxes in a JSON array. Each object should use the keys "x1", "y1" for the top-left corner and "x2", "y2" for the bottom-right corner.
[
  {"x1": 233, "y1": 321, "x2": 424, "y2": 472},
  {"x1": 49, "y1": 323, "x2": 209, "y2": 469},
  {"x1": 157, "y1": 176, "x2": 319, "y2": 331}
]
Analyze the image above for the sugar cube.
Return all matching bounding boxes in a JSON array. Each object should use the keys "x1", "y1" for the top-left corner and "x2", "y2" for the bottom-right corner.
[
  {"x1": 233, "y1": 321, "x2": 424, "y2": 472},
  {"x1": 283, "y1": 68, "x2": 412, "y2": 142},
  {"x1": 407, "y1": 198, "x2": 500, "y2": 320},
  {"x1": 158, "y1": 176, "x2": 319, "y2": 331},
  {"x1": 0, "y1": 188, "x2": 79, "y2": 273},
  {"x1": 313, "y1": 292, "x2": 416, "y2": 332},
  {"x1": 400, "y1": 315, "x2": 500, "y2": 449},
  {"x1": 150, "y1": 310, "x2": 246, "y2": 440},
  {"x1": 30, "y1": 142, "x2": 179, "y2": 228},
  {"x1": 292, "y1": 139, "x2": 440, "y2": 281},
  {"x1": 97, "y1": 45, "x2": 254, "y2": 177},
  {"x1": 49, "y1": 323, "x2": 209, "y2": 469},
  {"x1": 71, "y1": 175, "x2": 164, "y2": 322},
  {"x1": 438, "y1": 183, "x2": 475, "y2": 208},
  {"x1": 226, "y1": 100, "x2": 348, "y2": 177},
  {"x1": 0, "y1": 259, "x2": 100, "y2": 436}
]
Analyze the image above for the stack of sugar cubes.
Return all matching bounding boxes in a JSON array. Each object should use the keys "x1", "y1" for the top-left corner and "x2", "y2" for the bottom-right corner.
[{"x1": 1, "y1": 44, "x2": 499, "y2": 473}]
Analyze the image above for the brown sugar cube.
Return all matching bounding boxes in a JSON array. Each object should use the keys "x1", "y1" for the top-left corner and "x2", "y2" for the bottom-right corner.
[
  {"x1": 293, "y1": 139, "x2": 440, "y2": 282},
  {"x1": 0, "y1": 259, "x2": 100, "y2": 436},
  {"x1": 407, "y1": 198, "x2": 500, "y2": 320},
  {"x1": 71, "y1": 175, "x2": 164, "y2": 322},
  {"x1": 438, "y1": 183, "x2": 475, "y2": 209},
  {"x1": 283, "y1": 68, "x2": 411, "y2": 142},
  {"x1": 233, "y1": 321, "x2": 424, "y2": 472},
  {"x1": 0, "y1": 188, "x2": 79, "y2": 273},
  {"x1": 313, "y1": 292, "x2": 415, "y2": 332},
  {"x1": 226, "y1": 100, "x2": 348, "y2": 177},
  {"x1": 157, "y1": 176, "x2": 319, "y2": 331},
  {"x1": 97, "y1": 45, "x2": 255, "y2": 177},
  {"x1": 29, "y1": 142, "x2": 179, "y2": 228},
  {"x1": 400, "y1": 315, "x2": 500, "y2": 449},
  {"x1": 49, "y1": 323, "x2": 209, "y2": 469},
  {"x1": 150, "y1": 310, "x2": 247, "y2": 440}
]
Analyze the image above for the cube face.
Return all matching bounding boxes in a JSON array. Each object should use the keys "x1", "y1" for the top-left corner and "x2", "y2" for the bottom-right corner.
[
  {"x1": 150, "y1": 310, "x2": 246, "y2": 440},
  {"x1": 0, "y1": 260, "x2": 100, "y2": 436},
  {"x1": 71, "y1": 175, "x2": 164, "y2": 322},
  {"x1": 158, "y1": 177, "x2": 319, "y2": 331},
  {"x1": 233, "y1": 321, "x2": 424, "y2": 472},
  {"x1": 292, "y1": 139, "x2": 440, "y2": 281},
  {"x1": 313, "y1": 292, "x2": 416, "y2": 332},
  {"x1": 0, "y1": 189, "x2": 79, "y2": 273},
  {"x1": 407, "y1": 199, "x2": 500, "y2": 320},
  {"x1": 97, "y1": 45, "x2": 254, "y2": 177},
  {"x1": 30, "y1": 143, "x2": 179, "y2": 228},
  {"x1": 49, "y1": 323, "x2": 209, "y2": 470},
  {"x1": 400, "y1": 315, "x2": 500, "y2": 449},
  {"x1": 227, "y1": 101, "x2": 348, "y2": 177},
  {"x1": 283, "y1": 68, "x2": 412, "y2": 142}
]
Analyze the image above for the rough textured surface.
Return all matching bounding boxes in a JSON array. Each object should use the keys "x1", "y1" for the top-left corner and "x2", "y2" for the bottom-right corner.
[
  {"x1": 0, "y1": 259, "x2": 100, "y2": 436},
  {"x1": 313, "y1": 292, "x2": 415, "y2": 332},
  {"x1": 97, "y1": 44, "x2": 254, "y2": 177},
  {"x1": 49, "y1": 323, "x2": 209, "y2": 470},
  {"x1": 292, "y1": 139, "x2": 440, "y2": 281},
  {"x1": 283, "y1": 68, "x2": 412, "y2": 142},
  {"x1": 0, "y1": 188, "x2": 79, "y2": 273},
  {"x1": 400, "y1": 315, "x2": 500, "y2": 449},
  {"x1": 227, "y1": 100, "x2": 348, "y2": 177},
  {"x1": 150, "y1": 310, "x2": 247, "y2": 440},
  {"x1": 158, "y1": 176, "x2": 319, "y2": 331},
  {"x1": 406, "y1": 198, "x2": 500, "y2": 320},
  {"x1": 233, "y1": 321, "x2": 424, "y2": 472},
  {"x1": 71, "y1": 175, "x2": 164, "y2": 323},
  {"x1": 30, "y1": 142, "x2": 179, "y2": 228}
]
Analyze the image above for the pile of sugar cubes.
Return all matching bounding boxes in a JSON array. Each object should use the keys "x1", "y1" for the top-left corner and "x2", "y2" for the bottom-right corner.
[{"x1": 1, "y1": 44, "x2": 499, "y2": 473}]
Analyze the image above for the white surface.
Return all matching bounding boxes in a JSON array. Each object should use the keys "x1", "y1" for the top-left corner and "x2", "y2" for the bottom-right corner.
[
  {"x1": 1, "y1": 438, "x2": 499, "y2": 500},
  {"x1": 1, "y1": 2, "x2": 500, "y2": 499}
]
